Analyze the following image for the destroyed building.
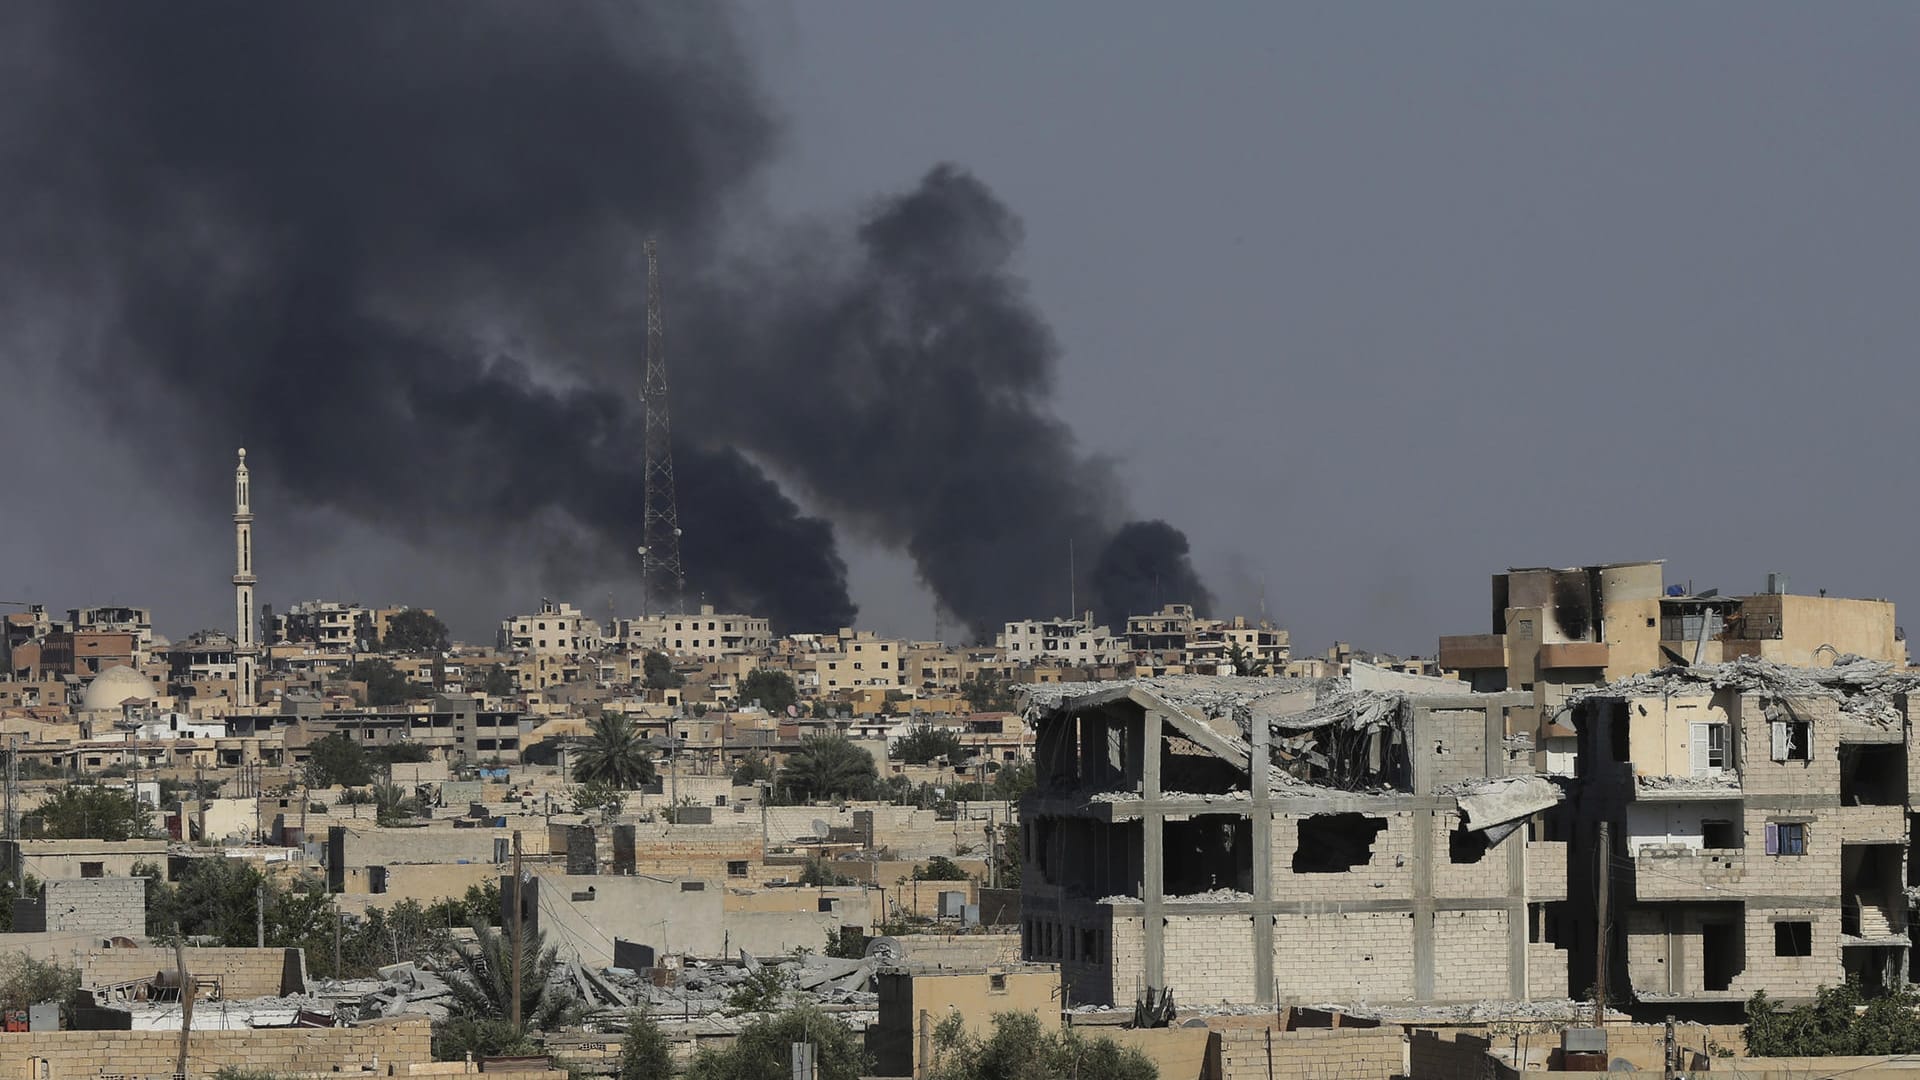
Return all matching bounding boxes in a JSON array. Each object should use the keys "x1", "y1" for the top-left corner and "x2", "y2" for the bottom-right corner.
[
  {"x1": 1019, "y1": 667, "x2": 1570, "y2": 1007},
  {"x1": 1564, "y1": 656, "x2": 1920, "y2": 1009}
]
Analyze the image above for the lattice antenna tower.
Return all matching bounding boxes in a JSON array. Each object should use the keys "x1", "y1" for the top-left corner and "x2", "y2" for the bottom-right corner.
[{"x1": 642, "y1": 238, "x2": 686, "y2": 611}]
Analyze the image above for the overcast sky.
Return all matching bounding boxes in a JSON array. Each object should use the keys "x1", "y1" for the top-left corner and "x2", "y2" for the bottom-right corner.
[{"x1": 7, "y1": 4, "x2": 1918, "y2": 654}]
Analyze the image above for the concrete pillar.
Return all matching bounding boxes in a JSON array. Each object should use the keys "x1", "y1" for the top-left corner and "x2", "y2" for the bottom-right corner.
[
  {"x1": 1410, "y1": 703, "x2": 1436, "y2": 1001},
  {"x1": 1251, "y1": 706, "x2": 1275, "y2": 1004},
  {"x1": 1142, "y1": 707, "x2": 1164, "y2": 994}
]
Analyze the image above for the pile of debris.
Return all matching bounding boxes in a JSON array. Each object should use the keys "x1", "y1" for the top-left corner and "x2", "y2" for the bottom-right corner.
[{"x1": 1559, "y1": 655, "x2": 1920, "y2": 726}]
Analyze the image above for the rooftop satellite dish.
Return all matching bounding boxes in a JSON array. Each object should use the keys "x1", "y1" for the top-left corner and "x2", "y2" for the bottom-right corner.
[{"x1": 1608, "y1": 1059, "x2": 1638, "y2": 1072}]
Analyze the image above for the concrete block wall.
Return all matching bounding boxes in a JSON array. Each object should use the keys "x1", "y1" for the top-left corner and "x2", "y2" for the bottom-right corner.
[
  {"x1": 1163, "y1": 915, "x2": 1256, "y2": 1004},
  {"x1": 1429, "y1": 909, "x2": 1512, "y2": 1002},
  {"x1": 1527, "y1": 942, "x2": 1569, "y2": 999},
  {"x1": 0, "y1": 1016, "x2": 431, "y2": 1079},
  {"x1": 1273, "y1": 912, "x2": 1415, "y2": 1002},
  {"x1": 1216, "y1": 1026, "x2": 1406, "y2": 1080},
  {"x1": 1267, "y1": 811, "x2": 1416, "y2": 902},
  {"x1": 1425, "y1": 708, "x2": 1498, "y2": 789},
  {"x1": 1429, "y1": 817, "x2": 1520, "y2": 900},
  {"x1": 82, "y1": 947, "x2": 300, "y2": 998},
  {"x1": 37, "y1": 878, "x2": 144, "y2": 936},
  {"x1": 1625, "y1": 905, "x2": 1844, "y2": 998},
  {"x1": 1526, "y1": 840, "x2": 1567, "y2": 901}
]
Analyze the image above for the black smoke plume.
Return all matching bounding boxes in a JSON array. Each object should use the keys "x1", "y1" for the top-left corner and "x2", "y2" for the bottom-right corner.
[{"x1": 0, "y1": 2, "x2": 1208, "y2": 638}]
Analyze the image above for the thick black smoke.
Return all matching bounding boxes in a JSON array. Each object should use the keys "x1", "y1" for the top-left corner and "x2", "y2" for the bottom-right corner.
[{"x1": 0, "y1": 2, "x2": 1208, "y2": 638}]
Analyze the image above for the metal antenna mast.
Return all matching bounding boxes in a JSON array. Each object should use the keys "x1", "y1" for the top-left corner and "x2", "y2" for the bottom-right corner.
[{"x1": 642, "y1": 238, "x2": 686, "y2": 613}]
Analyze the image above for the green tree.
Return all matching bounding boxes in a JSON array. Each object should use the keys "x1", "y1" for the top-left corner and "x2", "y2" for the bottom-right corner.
[
  {"x1": 570, "y1": 780, "x2": 626, "y2": 818},
  {"x1": 574, "y1": 715, "x2": 658, "y2": 789},
  {"x1": 372, "y1": 781, "x2": 420, "y2": 826},
  {"x1": 894, "y1": 724, "x2": 965, "y2": 765},
  {"x1": 824, "y1": 926, "x2": 866, "y2": 960},
  {"x1": 1746, "y1": 980, "x2": 1920, "y2": 1057},
  {"x1": 618, "y1": 1009, "x2": 674, "y2": 1080},
  {"x1": 726, "y1": 964, "x2": 793, "y2": 1012},
  {"x1": 1224, "y1": 643, "x2": 1268, "y2": 677},
  {"x1": 474, "y1": 664, "x2": 515, "y2": 695},
  {"x1": 0, "y1": 953, "x2": 80, "y2": 1022},
  {"x1": 737, "y1": 669, "x2": 798, "y2": 714},
  {"x1": 959, "y1": 676, "x2": 1015, "y2": 713},
  {"x1": 23, "y1": 784, "x2": 151, "y2": 840},
  {"x1": 912, "y1": 856, "x2": 970, "y2": 882},
  {"x1": 424, "y1": 882, "x2": 502, "y2": 931},
  {"x1": 383, "y1": 609, "x2": 451, "y2": 655},
  {"x1": 641, "y1": 651, "x2": 684, "y2": 690},
  {"x1": 686, "y1": 1003, "x2": 870, "y2": 1080},
  {"x1": 731, "y1": 752, "x2": 774, "y2": 787},
  {"x1": 927, "y1": 1011, "x2": 1158, "y2": 1080},
  {"x1": 346, "y1": 658, "x2": 429, "y2": 707},
  {"x1": 990, "y1": 760, "x2": 1035, "y2": 802},
  {"x1": 444, "y1": 922, "x2": 583, "y2": 1039},
  {"x1": 799, "y1": 857, "x2": 856, "y2": 887},
  {"x1": 307, "y1": 733, "x2": 375, "y2": 788},
  {"x1": 368, "y1": 742, "x2": 431, "y2": 766},
  {"x1": 779, "y1": 735, "x2": 877, "y2": 803},
  {"x1": 995, "y1": 823, "x2": 1022, "y2": 888}
]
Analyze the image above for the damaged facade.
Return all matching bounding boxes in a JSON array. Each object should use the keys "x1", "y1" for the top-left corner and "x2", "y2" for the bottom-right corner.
[
  {"x1": 1566, "y1": 656, "x2": 1920, "y2": 1008},
  {"x1": 1019, "y1": 670, "x2": 1568, "y2": 1007}
]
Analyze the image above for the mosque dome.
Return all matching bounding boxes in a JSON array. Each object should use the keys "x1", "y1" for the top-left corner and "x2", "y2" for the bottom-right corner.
[{"x1": 82, "y1": 665, "x2": 153, "y2": 712}]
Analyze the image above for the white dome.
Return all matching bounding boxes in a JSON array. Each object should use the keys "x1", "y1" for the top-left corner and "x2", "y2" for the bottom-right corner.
[{"x1": 82, "y1": 666, "x2": 153, "y2": 711}]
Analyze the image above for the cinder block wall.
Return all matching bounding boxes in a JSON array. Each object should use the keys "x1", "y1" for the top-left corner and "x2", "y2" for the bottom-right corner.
[
  {"x1": 40, "y1": 878, "x2": 145, "y2": 937},
  {"x1": 0, "y1": 1016, "x2": 430, "y2": 1079},
  {"x1": 81, "y1": 947, "x2": 301, "y2": 998}
]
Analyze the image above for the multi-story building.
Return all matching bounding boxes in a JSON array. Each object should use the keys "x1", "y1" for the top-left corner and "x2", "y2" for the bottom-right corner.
[
  {"x1": 997, "y1": 614, "x2": 1125, "y2": 667},
  {"x1": 68, "y1": 606, "x2": 156, "y2": 653},
  {"x1": 499, "y1": 599, "x2": 602, "y2": 656},
  {"x1": 1566, "y1": 660, "x2": 1913, "y2": 1005},
  {"x1": 1439, "y1": 563, "x2": 1902, "y2": 707},
  {"x1": 815, "y1": 629, "x2": 907, "y2": 697},
  {"x1": 617, "y1": 605, "x2": 771, "y2": 660},
  {"x1": 1019, "y1": 670, "x2": 1566, "y2": 1007},
  {"x1": 279, "y1": 600, "x2": 376, "y2": 650}
]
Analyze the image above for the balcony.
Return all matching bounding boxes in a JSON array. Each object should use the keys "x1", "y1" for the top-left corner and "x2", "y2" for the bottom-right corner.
[
  {"x1": 1438, "y1": 634, "x2": 1506, "y2": 671},
  {"x1": 1537, "y1": 641, "x2": 1610, "y2": 670},
  {"x1": 1634, "y1": 848, "x2": 1746, "y2": 900},
  {"x1": 1633, "y1": 771, "x2": 1741, "y2": 801}
]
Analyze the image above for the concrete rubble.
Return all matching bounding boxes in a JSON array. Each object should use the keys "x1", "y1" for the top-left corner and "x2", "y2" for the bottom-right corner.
[{"x1": 1558, "y1": 654, "x2": 1920, "y2": 726}]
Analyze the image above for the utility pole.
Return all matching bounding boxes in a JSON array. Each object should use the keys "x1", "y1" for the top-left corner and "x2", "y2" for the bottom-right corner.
[
  {"x1": 510, "y1": 830, "x2": 524, "y2": 1031},
  {"x1": 641, "y1": 238, "x2": 686, "y2": 612},
  {"x1": 175, "y1": 939, "x2": 193, "y2": 1080},
  {"x1": 256, "y1": 882, "x2": 265, "y2": 948},
  {"x1": 5, "y1": 737, "x2": 16, "y2": 891},
  {"x1": 1664, "y1": 1014, "x2": 1677, "y2": 1079},
  {"x1": 1595, "y1": 820, "x2": 1610, "y2": 1025},
  {"x1": 334, "y1": 910, "x2": 342, "y2": 977}
]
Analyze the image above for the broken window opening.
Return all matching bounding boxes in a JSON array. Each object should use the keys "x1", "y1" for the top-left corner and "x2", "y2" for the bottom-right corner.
[
  {"x1": 1293, "y1": 814, "x2": 1387, "y2": 874},
  {"x1": 1448, "y1": 826, "x2": 1490, "y2": 864},
  {"x1": 1770, "y1": 720, "x2": 1811, "y2": 763},
  {"x1": 1842, "y1": 844, "x2": 1903, "y2": 938},
  {"x1": 1608, "y1": 703, "x2": 1631, "y2": 764},
  {"x1": 1161, "y1": 735, "x2": 1245, "y2": 796},
  {"x1": 1165, "y1": 814, "x2": 1253, "y2": 895},
  {"x1": 1774, "y1": 921, "x2": 1813, "y2": 957},
  {"x1": 1701, "y1": 819, "x2": 1741, "y2": 850},
  {"x1": 1839, "y1": 743, "x2": 1906, "y2": 806},
  {"x1": 1700, "y1": 920, "x2": 1743, "y2": 991}
]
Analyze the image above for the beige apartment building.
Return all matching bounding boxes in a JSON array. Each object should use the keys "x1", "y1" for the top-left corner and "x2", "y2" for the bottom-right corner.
[
  {"x1": 499, "y1": 599, "x2": 602, "y2": 656},
  {"x1": 617, "y1": 604, "x2": 772, "y2": 660},
  {"x1": 998, "y1": 613, "x2": 1126, "y2": 667},
  {"x1": 815, "y1": 629, "x2": 907, "y2": 697}
]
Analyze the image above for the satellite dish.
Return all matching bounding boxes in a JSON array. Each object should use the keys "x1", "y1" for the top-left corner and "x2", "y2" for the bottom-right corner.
[
  {"x1": 865, "y1": 936, "x2": 904, "y2": 965},
  {"x1": 1608, "y1": 1059, "x2": 1638, "y2": 1072},
  {"x1": 786, "y1": 704, "x2": 799, "y2": 718}
]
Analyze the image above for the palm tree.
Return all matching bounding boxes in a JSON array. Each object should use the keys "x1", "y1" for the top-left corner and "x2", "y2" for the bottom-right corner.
[
  {"x1": 573, "y1": 715, "x2": 657, "y2": 789},
  {"x1": 1225, "y1": 643, "x2": 1269, "y2": 677},
  {"x1": 372, "y1": 781, "x2": 419, "y2": 826},
  {"x1": 778, "y1": 734, "x2": 877, "y2": 803},
  {"x1": 446, "y1": 921, "x2": 584, "y2": 1032}
]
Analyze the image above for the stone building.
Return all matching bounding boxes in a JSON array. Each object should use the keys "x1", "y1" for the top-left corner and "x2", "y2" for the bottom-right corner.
[
  {"x1": 1565, "y1": 658, "x2": 1915, "y2": 1007},
  {"x1": 1019, "y1": 671, "x2": 1568, "y2": 1007}
]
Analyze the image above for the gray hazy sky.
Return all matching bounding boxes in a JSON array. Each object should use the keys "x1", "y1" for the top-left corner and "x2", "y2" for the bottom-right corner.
[{"x1": 7, "y1": 4, "x2": 1919, "y2": 654}]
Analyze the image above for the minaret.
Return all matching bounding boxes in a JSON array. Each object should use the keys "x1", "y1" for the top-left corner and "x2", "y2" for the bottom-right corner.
[{"x1": 233, "y1": 448, "x2": 258, "y2": 707}]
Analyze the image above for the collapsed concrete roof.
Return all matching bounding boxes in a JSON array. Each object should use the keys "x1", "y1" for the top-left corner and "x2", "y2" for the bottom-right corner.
[
  {"x1": 1022, "y1": 673, "x2": 1561, "y2": 826},
  {"x1": 1558, "y1": 654, "x2": 1920, "y2": 727}
]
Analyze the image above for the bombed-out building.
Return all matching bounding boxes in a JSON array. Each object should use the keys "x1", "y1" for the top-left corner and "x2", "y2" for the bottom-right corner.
[
  {"x1": 1565, "y1": 657, "x2": 1918, "y2": 1009},
  {"x1": 1019, "y1": 666, "x2": 1572, "y2": 1007}
]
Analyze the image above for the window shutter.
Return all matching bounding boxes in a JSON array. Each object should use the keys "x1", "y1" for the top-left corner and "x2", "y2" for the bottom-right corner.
[
  {"x1": 1765, "y1": 822, "x2": 1779, "y2": 855},
  {"x1": 1771, "y1": 721, "x2": 1789, "y2": 762},
  {"x1": 1690, "y1": 723, "x2": 1710, "y2": 776}
]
